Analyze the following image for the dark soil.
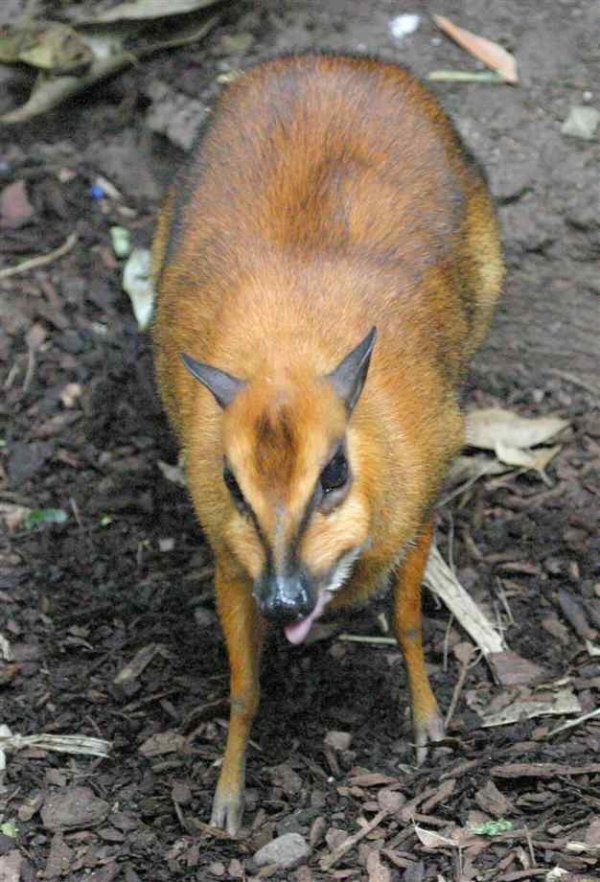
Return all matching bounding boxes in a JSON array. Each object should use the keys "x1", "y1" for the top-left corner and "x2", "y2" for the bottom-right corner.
[{"x1": 1, "y1": 1, "x2": 600, "y2": 880}]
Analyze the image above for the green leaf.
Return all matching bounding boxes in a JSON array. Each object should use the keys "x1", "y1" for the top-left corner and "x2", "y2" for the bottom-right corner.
[
  {"x1": 0, "y1": 820, "x2": 18, "y2": 838},
  {"x1": 23, "y1": 508, "x2": 68, "y2": 530},
  {"x1": 110, "y1": 226, "x2": 133, "y2": 258},
  {"x1": 470, "y1": 819, "x2": 514, "y2": 836}
]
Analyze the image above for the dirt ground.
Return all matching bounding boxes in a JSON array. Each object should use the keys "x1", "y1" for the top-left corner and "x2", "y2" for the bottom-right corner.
[{"x1": 1, "y1": 1, "x2": 600, "y2": 880}]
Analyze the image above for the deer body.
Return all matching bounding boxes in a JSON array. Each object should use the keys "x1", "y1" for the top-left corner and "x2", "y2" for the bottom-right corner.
[{"x1": 152, "y1": 54, "x2": 503, "y2": 834}]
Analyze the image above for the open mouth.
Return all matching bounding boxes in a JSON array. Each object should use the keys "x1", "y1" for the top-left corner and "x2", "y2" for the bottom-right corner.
[
  {"x1": 283, "y1": 541, "x2": 368, "y2": 645},
  {"x1": 283, "y1": 589, "x2": 333, "y2": 645}
]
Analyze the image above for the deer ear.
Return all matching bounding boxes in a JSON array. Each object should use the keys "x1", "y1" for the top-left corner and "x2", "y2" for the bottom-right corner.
[
  {"x1": 180, "y1": 353, "x2": 245, "y2": 409},
  {"x1": 327, "y1": 327, "x2": 377, "y2": 414}
]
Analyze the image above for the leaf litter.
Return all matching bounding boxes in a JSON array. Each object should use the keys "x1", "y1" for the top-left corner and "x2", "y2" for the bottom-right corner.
[
  {"x1": 432, "y1": 14, "x2": 518, "y2": 84},
  {"x1": 2, "y1": 2, "x2": 598, "y2": 878},
  {"x1": 0, "y1": 1, "x2": 225, "y2": 123}
]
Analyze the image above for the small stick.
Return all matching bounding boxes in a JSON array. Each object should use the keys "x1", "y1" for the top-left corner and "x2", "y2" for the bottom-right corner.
[
  {"x1": 444, "y1": 647, "x2": 480, "y2": 729},
  {"x1": 525, "y1": 826, "x2": 536, "y2": 868},
  {"x1": 320, "y1": 808, "x2": 389, "y2": 870},
  {"x1": 444, "y1": 658, "x2": 470, "y2": 729},
  {"x1": 337, "y1": 633, "x2": 397, "y2": 646},
  {"x1": 0, "y1": 232, "x2": 78, "y2": 280},
  {"x1": 545, "y1": 706, "x2": 600, "y2": 738}
]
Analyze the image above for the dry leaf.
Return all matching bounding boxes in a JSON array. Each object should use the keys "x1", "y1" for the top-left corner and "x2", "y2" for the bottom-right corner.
[
  {"x1": 489, "y1": 650, "x2": 547, "y2": 687},
  {"x1": 494, "y1": 440, "x2": 560, "y2": 472},
  {"x1": 0, "y1": 633, "x2": 13, "y2": 661},
  {"x1": 445, "y1": 454, "x2": 508, "y2": 487},
  {"x1": 157, "y1": 460, "x2": 186, "y2": 486},
  {"x1": 123, "y1": 248, "x2": 154, "y2": 329},
  {"x1": 138, "y1": 730, "x2": 185, "y2": 757},
  {"x1": 0, "y1": 22, "x2": 93, "y2": 73},
  {"x1": 70, "y1": 0, "x2": 224, "y2": 23},
  {"x1": 475, "y1": 780, "x2": 514, "y2": 818},
  {"x1": 414, "y1": 826, "x2": 457, "y2": 849},
  {"x1": 1, "y1": 14, "x2": 219, "y2": 124},
  {"x1": 491, "y1": 762, "x2": 600, "y2": 779},
  {"x1": 0, "y1": 731, "x2": 111, "y2": 758},
  {"x1": 480, "y1": 687, "x2": 581, "y2": 728},
  {"x1": 0, "y1": 503, "x2": 32, "y2": 532},
  {"x1": 366, "y1": 850, "x2": 391, "y2": 882},
  {"x1": 114, "y1": 643, "x2": 166, "y2": 686},
  {"x1": 0, "y1": 852, "x2": 23, "y2": 882},
  {"x1": 433, "y1": 14, "x2": 518, "y2": 84},
  {"x1": 465, "y1": 408, "x2": 568, "y2": 451},
  {"x1": 424, "y1": 545, "x2": 505, "y2": 657}
]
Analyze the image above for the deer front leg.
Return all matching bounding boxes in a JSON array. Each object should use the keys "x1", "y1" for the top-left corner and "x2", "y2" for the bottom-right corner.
[
  {"x1": 392, "y1": 520, "x2": 444, "y2": 764},
  {"x1": 210, "y1": 560, "x2": 265, "y2": 835}
]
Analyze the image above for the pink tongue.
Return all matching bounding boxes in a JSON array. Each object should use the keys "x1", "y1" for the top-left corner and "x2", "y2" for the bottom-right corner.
[{"x1": 284, "y1": 592, "x2": 331, "y2": 645}]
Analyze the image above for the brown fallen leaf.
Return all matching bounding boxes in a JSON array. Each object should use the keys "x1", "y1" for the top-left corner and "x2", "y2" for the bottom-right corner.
[
  {"x1": 489, "y1": 650, "x2": 547, "y2": 687},
  {"x1": 347, "y1": 773, "x2": 398, "y2": 787},
  {"x1": 113, "y1": 643, "x2": 168, "y2": 687},
  {"x1": 421, "y1": 778, "x2": 456, "y2": 814},
  {"x1": 433, "y1": 14, "x2": 518, "y2": 84},
  {"x1": 475, "y1": 780, "x2": 514, "y2": 818},
  {"x1": 138, "y1": 730, "x2": 185, "y2": 757},
  {"x1": 0, "y1": 180, "x2": 35, "y2": 228},
  {"x1": 558, "y1": 588, "x2": 597, "y2": 641},
  {"x1": 366, "y1": 850, "x2": 391, "y2": 882},
  {"x1": 0, "y1": 852, "x2": 24, "y2": 882},
  {"x1": 491, "y1": 762, "x2": 600, "y2": 779}
]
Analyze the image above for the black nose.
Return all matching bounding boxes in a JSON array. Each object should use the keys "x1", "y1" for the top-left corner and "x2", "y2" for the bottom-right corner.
[{"x1": 256, "y1": 571, "x2": 316, "y2": 625}]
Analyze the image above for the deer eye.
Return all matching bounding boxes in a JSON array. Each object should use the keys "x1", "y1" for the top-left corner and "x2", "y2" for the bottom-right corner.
[
  {"x1": 223, "y1": 467, "x2": 246, "y2": 508},
  {"x1": 320, "y1": 448, "x2": 348, "y2": 494}
]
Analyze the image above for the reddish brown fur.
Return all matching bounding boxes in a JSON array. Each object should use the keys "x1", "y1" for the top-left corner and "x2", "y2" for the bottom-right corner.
[{"x1": 152, "y1": 54, "x2": 503, "y2": 833}]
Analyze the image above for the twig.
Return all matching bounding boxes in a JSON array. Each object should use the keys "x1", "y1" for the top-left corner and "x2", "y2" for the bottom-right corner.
[
  {"x1": 337, "y1": 633, "x2": 397, "y2": 646},
  {"x1": 545, "y1": 706, "x2": 600, "y2": 739},
  {"x1": 22, "y1": 346, "x2": 36, "y2": 395},
  {"x1": 0, "y1": 232, "x2": 78, "y2": 280},
  {"x1": 442, "y1": 613, "x2": 455, "y2": 673},
  {"x1": 320, "y1": 808, "x2": 389, "y2": 870},
  {"x1": 525, "y1": 826, "x2": 536, "y2": 868},
  {"x1": 547, "y1": 368, "x2": 599, "y2": 399},
  {"x1": 444, "y1": 650, "x2": 480, "y2": 729}
]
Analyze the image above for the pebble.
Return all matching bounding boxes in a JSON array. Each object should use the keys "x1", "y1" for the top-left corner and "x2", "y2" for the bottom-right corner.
[
  {"x1": 324, "y1": 730, "x2": 352, "y2": 751},
  {"x1": 253, "y1": 833, "x2": 311, "y2": 869}
]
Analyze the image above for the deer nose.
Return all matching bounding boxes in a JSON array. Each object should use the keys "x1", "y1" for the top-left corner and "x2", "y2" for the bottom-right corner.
[{"x1": 255, "y1": 570, "x2": 316, "y2": 624}]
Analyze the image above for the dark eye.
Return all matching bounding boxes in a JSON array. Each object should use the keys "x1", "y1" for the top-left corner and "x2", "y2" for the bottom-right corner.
[
  {"x1": 223, "y1": 467, "x2": 245, "y2": 507},
  {"x1": 320, "y1": 449, "x2": 348, "y2": 494}
]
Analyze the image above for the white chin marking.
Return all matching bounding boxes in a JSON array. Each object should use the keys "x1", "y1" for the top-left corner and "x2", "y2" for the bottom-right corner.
[
  {"x1": 326, "y1": 545, "x2": 364, "y2": 595},
  {"x1": 283, "y1": 543, "x2": 366, "y2": 646}
]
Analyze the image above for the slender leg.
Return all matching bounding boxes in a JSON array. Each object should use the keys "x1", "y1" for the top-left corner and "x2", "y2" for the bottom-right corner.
[
  {"x1": 210, "y1": 561, "x2": 265, "y2": 835},
  {"x1": 393, "y1": 520, "x2": 444, "y2": 764}
]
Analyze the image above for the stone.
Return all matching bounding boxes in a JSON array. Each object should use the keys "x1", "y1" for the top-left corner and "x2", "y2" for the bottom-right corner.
[{"x1": 253, "y1": 833, "x2": 311, "y2": 869}]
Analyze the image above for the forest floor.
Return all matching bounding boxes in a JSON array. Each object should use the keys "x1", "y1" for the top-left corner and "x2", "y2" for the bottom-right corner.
[{"x1": 1, "y1": 1, "x2": 600, "y2": 880}]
